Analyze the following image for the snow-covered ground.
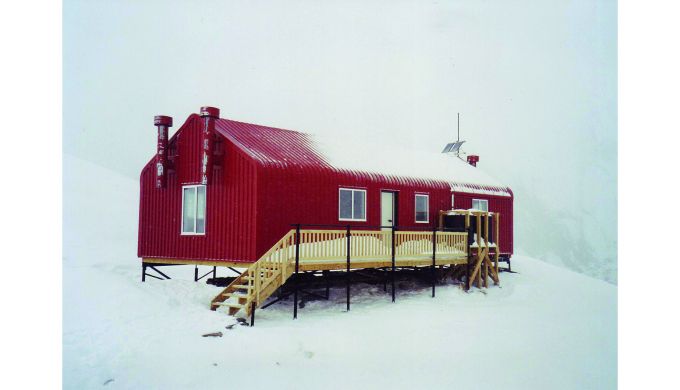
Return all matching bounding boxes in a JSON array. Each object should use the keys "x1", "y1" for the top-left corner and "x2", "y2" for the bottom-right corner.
[{"x1": 63, "y1": 154, "x2": 616, "y2": 389}]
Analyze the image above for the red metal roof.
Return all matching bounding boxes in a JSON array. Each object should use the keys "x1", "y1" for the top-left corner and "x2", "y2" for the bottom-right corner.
[
  {"x1": 215, "y1": 119, "x2": 331, "y2": 170},
  {"x1": 214, "y1": 118, "x2": 511, "y2": 197}
]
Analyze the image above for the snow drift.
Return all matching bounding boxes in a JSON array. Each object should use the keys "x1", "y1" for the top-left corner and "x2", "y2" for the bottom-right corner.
[{"x1": 63, "y1": 153, "x2": 616, "y2": 388}]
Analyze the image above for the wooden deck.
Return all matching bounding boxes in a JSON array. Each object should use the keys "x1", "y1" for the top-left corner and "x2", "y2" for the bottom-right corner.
[
  {"x1": 144, "y1": 210, "x2": 502, "y2": 321},
  {"x1": 208, "y1": 228, "x2": 488, "y2": 317},
  {"x1": 297, "y1": 256, "x2": 468, "y2": 271}
]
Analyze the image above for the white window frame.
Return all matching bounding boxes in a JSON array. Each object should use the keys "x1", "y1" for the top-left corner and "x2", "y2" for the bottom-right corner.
[
  {"x1": 181, "y1": 184, "x2": 207, "y2": 235},
  {"x1": 471, "y1": 198, "x2": 488, "y2": 212},
  {"x1": 414, "y1": 194, "x2": 429, "y2": 223},
  {"x1": 338, "y1": 188, "x2": 367, "y2": 222}
]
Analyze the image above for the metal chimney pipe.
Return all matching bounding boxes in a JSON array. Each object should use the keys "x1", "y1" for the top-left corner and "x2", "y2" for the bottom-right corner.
[
  {"x1": 154, "y1": 115, "x2": 173, "y2": 188},
  {"x1": 467, "y1": 155, "x2": 479, "y2": 167},
  {"x1": 199, "y1": 106, "x2": 220, "y2": 185}
]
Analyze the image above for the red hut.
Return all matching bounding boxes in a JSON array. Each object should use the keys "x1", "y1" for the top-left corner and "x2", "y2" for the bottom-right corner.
[{"x1": 138, "y1": 107, "x2": 514, "y2": 285}]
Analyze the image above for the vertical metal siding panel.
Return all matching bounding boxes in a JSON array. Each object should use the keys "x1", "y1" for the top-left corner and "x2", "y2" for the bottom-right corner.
[
  {"x1": 139, "y1": 114, "x2": 259, "y2": 264},
  {"x1": 140, "y1": 115, "x2": 514, "y2": 264}
]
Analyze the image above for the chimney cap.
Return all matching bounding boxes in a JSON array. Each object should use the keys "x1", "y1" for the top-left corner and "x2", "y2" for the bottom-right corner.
[
  {"x1": 200, "y1": 106, "x2": 220, "y2": 118},
  {"x1": 154, "y1": 115, "x2": 173, "y2": 127}
]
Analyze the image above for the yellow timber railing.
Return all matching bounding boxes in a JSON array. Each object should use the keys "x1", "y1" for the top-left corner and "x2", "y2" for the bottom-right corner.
[{"x1": 210, "y1": 228, "x2": 469, "y2": 318}]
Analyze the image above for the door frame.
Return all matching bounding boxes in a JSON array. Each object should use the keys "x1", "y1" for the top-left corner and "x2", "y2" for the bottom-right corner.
[{"x1": 380, "y1": 190, "x2": 399, "y2": 229}]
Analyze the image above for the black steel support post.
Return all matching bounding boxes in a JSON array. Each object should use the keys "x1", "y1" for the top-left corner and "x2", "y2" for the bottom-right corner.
[
  {"x1": 250, "y1": 302, "x2": 255, "y2": 327},
  {"x1": 196, "y1": 268, "x2": 215, "y2": 282},
  {"x1": 346, "y1": 225, "x2": 351, "y2": 312},
  {"x1": 228, "y1": 267, "x2": 242, "y2": 275},
  {"x1": 149, "y1": 265, "x2": 171, "y2": 280},
  {"x1": 391, "y1": 226, "x2": 396, "y2": 302},
  {"x1": 432, "y1": 228, "x2": 436, "y2": 298},
  {"x1": 293, "y1": 224, "x2": 301, "y2": 319},
  {"x1": 213, "y1": 266, "x2": 217, "y2": 279},
  {"x1": 142, "y1": 263, "x2": 147, "y2": 282}
]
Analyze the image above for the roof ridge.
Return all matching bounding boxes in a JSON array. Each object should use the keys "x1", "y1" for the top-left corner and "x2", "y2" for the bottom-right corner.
[{"x1": 216, "y1": 117, "x2": 304, "y2": 135}]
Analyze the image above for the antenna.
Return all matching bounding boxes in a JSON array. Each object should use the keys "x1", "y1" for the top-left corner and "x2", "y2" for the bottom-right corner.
[
  {"x1": 441, "y1": 112, "x2": 465, "y2": 156},
  {"x1": 457, "y1": 112, "x2": 460, "y2": 143}
]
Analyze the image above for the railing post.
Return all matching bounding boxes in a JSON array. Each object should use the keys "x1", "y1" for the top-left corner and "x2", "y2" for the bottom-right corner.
[
  {"x1": 391, "y1": 225, "x2": 396, "y2": 303},
  {"x1": 294, "y1": 224, "x2": 301, "y2": 319},
  {"x1": 255, "y1": 262, "x2": 261, "y2": 306},
  {"x1": 250, "y1": 302, "x2": 255, "y2": 327},
  {"x1": 346, "y1": 224, "x2": 351, "y2": 312},
  {"x1": 432, "y1": 228, "x2": 436, "y2": 298},
  {"x1": 466, "y1": 227, "x2": 472, "y2": 291}
]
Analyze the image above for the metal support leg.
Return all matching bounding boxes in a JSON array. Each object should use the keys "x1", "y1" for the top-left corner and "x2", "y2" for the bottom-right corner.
[
  {"x1": 194, "y1": 266, "x2": 198, "y2": 282},
  {"x1": 212, "y1": 266, "x2": 217, "y2": 279},
  {"x1": 148, "y1": 265, "x2": 171, "y2": 280},
  {"x1": 142, "y1": 263, "x2": 147, "y2": 282}
]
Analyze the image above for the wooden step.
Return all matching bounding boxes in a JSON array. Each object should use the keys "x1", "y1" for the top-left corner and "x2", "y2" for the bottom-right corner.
[
  {"x1": 221, "y1": 291, "x2": 250, "y2": 299},
  {"x1": 214, "y1": 302, "x2": 246, "y2": 309},
  {"x1": 232, "y1": 284, "x2": 253, "y2": 290}
]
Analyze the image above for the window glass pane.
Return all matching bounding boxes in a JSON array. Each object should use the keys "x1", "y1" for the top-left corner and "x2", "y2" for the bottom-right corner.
[
  {"x1": 472, "y1": 199, "x2": 488, "y2": 211},
  {"x1": 416, "y1": 195, "x2": 428, "y2": 222},
  {"x1": 339, "y1": 189, "x2": 353, "y2": 219},
  {"x1": 196, "y1": 186, "x2": 206, "y2": 233},
  {"x1": 353, "y1": 190, "x2": 366, "y2": 220},
  {"x1": 183, "y1": 187, "x2": 196, "y2": 233}
]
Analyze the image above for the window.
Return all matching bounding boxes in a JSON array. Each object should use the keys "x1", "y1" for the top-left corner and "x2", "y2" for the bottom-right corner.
[
  {"x1": 182, "y1": 185, "x2": 206, "y2": 234},
  {"x1": 472, "y1": 199, "x2": 488, "y2": 212},
  {"x1": 415, "y1": 194, "x2": 429, "y2": 223},
  {"x1": 339, "y1": 188, "x2": 366, "y2": 221}
]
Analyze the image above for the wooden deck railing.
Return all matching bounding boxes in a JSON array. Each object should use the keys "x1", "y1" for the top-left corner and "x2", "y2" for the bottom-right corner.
[
  {"x1": 290, "y1": 229, "x2": 468, "y2": 262},
  {"x1": 213, "y1": 227, "x2": 470, "y2": 316}
]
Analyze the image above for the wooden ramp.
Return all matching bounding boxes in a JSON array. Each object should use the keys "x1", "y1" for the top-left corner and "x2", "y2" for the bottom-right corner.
[{"x1": 210, "y1": 229, "x2": 471, "y2": 317}]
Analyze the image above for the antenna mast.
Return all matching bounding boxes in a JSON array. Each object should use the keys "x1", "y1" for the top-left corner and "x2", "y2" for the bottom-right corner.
[
  {"x1": 457, "y1": 113, "x2": 460, "y2": 143},
  {"x1": 441, "y1": 112, "x2": 465, "y2": 157}
]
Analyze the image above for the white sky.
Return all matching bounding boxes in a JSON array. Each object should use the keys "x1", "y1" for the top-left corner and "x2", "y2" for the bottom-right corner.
[{"x1": 64, "y1": 0, "x2": 617, "y2": 282}]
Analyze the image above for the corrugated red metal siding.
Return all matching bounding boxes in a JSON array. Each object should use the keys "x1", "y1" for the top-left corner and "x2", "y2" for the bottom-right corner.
[
  {"x1": 254, "y1": 166, "x2": 510, "y2": 258},
  {"x1": 453, "y1": 192, "x2": 514, "y2": 255},
  {"x1": 139, "y1": 115, "x2": 514, "y2": 264},
  {"x1": 138, "y1": 115, "x2": 258, "y2": 262}
]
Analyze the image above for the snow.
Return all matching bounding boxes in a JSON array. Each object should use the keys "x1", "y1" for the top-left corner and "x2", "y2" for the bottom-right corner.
[
  {"x1": 311, "y1": 133, "x2": 511, "y2": 196},
  {"x1": 64, "y1": 153, "x2": 616, "y2": 389}
]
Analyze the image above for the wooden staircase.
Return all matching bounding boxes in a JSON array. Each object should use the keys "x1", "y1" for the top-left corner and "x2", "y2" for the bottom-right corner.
[{"x1": 210, "y1": 230, "x2": 296, "y2": 317}]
